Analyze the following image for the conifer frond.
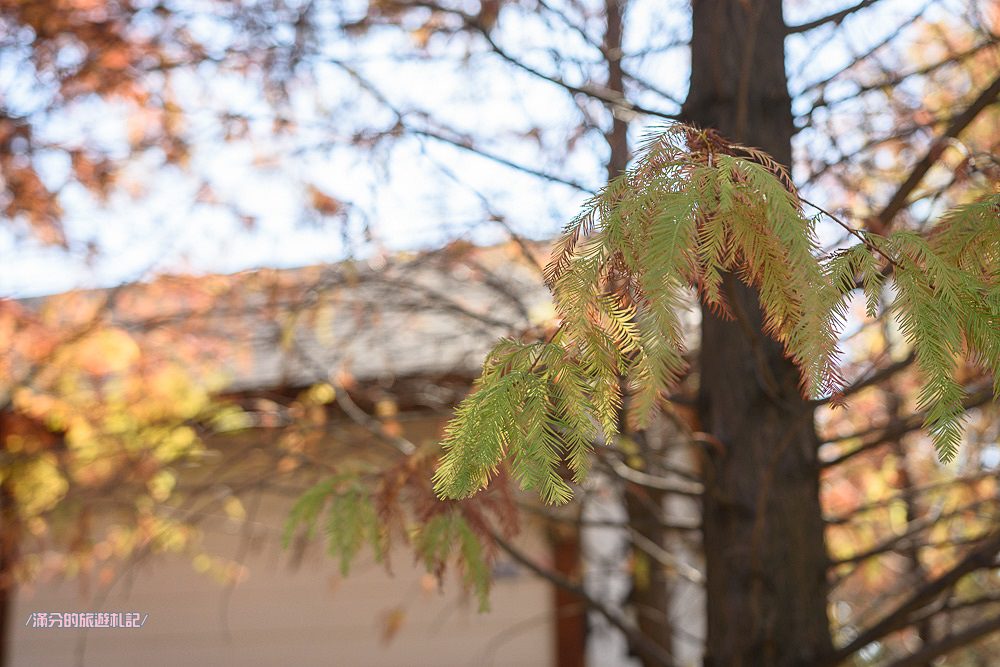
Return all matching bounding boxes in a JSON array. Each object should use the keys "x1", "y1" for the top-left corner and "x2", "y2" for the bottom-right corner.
[
  {"x1": 434, "y1": 128, "x2": 1000, "y2": 502},
  {"x1": 880, "y1": 195, "x2": 1000, "y2": 459},
  {"x1": 324, "y1": 480, "x2": 382, "y2": 574},
  {"x1": 283, "y1": 473, "x2": 384, "y2": 575},
  {"x1": 289, "y1": 469, "x2": 501, "y2": 611},
  {"x1": 283, "y1": 477, "x2": 338, "y2": 545},
  {"x1": 414, "y1": 512, "x2": 492, "y2": 611},
  {"x1": 891, "y1": 267, "x2": 967, "y2": 461},
  {"x1": 819, "y1": 196, "x2": 999, "y2": 461},
  {"x1": 547, "y1": 349, "x2": 599, "y2": 479},
  {"x1": 852, "y1": 241, "x2": 886, "y2": 318},
  {"x1": 432, "y1": 370, "x2": 523, "y2": 499},
  {"x1": 927, "y1": 195, "x2": 1000, "y2": 399},
  {"x1": 929, "y1": 194, "x2": 1000, "y2": 275}
]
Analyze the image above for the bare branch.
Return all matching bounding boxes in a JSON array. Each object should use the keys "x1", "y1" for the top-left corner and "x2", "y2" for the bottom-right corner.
[
  {"x1": 600, "y1": 452, "x2": 704, "y2": 496},
  {"x1": 488, "y1": 529, "x2": 678, "y2": 667},
  {"x1": 821, "y1": 387, "x2": 995, "y2": 468},
  {"x1": 825, "y1": 471, "x2": 1000, "y2": 525},
  {"x1": 882, "y1": 614, "x2": 1000, "y2": 667},
  {"x1": 477, "y1": 29, "x2": 678, "y2": 121},
  {"x1": 412, "y1": 128, "x2": 595, "y2": 192},
  {"x1": 874, "y1": 73, "x2": 1000, "y2": 229},
  {"x1": 786, "y1": 0, "x2": 883, "y2": 35},
  {"x1": 392, "y1": 0, "x2": 679, "y2": 120},
  {"x1": 812, "y1": 353, "x2": 916, "y2": 407},
  {"x1": 830, "y1": 499, "x2": 998, "y2": 568},
  {"x1": 827, "y1": 530, "x2": 1000, "y2": 664},
  {"x1": 799, "y1": 39, "x2": 998, "y2": 110}
]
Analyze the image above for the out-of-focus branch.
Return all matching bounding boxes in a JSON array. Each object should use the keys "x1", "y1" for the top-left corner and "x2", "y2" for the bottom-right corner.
[
  {"x1": 329, "y1": 58, "x2": 596, "y2": 192},
  {"x1": 873, "y1": 73, "x2": 1000, "y2": 230},
  {"x1": 489, "y1": 529, "x2": 678, "y2": 667},
  {"x1": 398, "y1": 0, "x2": 679, "y2": 120},
  {"x1": 412, "y1": 127, "x2": 594, "y2": 192},
  {"x1": 812, "y1": 353, "x2": 916, "y2": 406},
  {"x1": 826, "y1": 530, "x2": 1000, "y2": 665},
  {"x1": 882, "y1": 614, "x2": 1000, "y2": 667},
  {"x1": 785, "y1": 0, "x2": 883, "y2": 35},
  {"x1": 821, "y1": 388, "x2": 994, "y2": 468},
  {"x1": 800, "y1": 39, "x2": 997, "y2": 110},
  {"x1": 825, "y1": 471, "x2": 1000, "y2": 525},
  {"x1": 829, "y1": 498, "x2": 997, "y2": 567},
  {"x1": 599, "y1": 451, "x2": 703, "y2": 496}
]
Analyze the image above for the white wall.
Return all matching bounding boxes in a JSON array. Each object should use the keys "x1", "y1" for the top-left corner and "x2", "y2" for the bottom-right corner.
[{"x1": 11, "y1": 498, "x2": 555, "y2": 667}]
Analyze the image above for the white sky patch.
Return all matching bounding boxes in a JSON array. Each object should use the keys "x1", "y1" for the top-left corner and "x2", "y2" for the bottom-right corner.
[{"x1": 0, "y1": 0, "x2": 945, "y2": 297}]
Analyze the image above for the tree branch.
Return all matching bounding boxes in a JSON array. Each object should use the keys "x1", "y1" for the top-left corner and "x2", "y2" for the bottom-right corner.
[
  {"x1": 397, "y1": 0, "x2": 679, "y2": 120},
  {"x1": 477, "y1": 29, "x2": 678, "y2": 121},
  {"x1": 827, "y1": 530, "x2": 1000, "y2": 665},
  {"x1": 874, "y1": 73, "x2": 1000, "y2": 229},
  {"x1": 829, "y1": 500, "x2": 997, "y2": 568},
  {"x1": 785, "y1": 0, "x2": 883, "y2": 35},
  {"x1": 411, "y1": 128, "x2": 595, "y2": 192},
  {"x1": 825, "y1": 471, "x2": 1000, "y2": 525},
  {"x1": 882, "y1": 614, "x2": 1000, "y2": 667},
  {"x1": 811, "y1": 353, "x2": 915, "y2": 407},
  {"x1": 489, "y1": 530, "x2": 677, "y2": 667},
  {"x1": 799, "y1": 39, "x2": 997, "y2": 110},
  {"x1": 821, "y1": 387, "x2": 994, "y2": 468}
]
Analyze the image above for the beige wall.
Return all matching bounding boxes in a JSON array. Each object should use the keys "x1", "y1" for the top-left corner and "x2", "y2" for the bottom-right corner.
[{"x1": 11, "y1": 495, "x2": 555, "y2": 667}]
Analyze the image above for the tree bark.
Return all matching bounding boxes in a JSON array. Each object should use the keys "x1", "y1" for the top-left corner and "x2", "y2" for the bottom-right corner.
[
  {"x1": 682, "y1": 1, "x2": 834, "y2": 665},
  {"x1": 0, "y1": 480, "x2": 18, "y2": 667},
  {"x1": 623, "y1": 480, "x2": 674, "y2": 666},
  {"x1": 604, "y1": 2, "x2": 678, "y2": 663},
  {"x1": 551, "y1": 527, "x2": 587, "y2": 667},
  {"x1": 603, "y1": 0, "x2": 630, "y2": 181}
]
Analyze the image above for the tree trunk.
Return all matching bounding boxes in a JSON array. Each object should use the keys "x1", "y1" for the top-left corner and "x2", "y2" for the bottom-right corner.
[
  {"x1": 551, "y1": 526, "x2": 587, "y2": 667},
  {"x1": 623, "y1": 480, "x2": 674, "y2": 665},
  {"x1": 603, "y1": 0, "x2": 630, "y2": 182},
  {"x1": 598, "y1": 2, "x2": 676, "y2": 663},
  {"x1": 682, "y1": 1, "x2": 833, "y2": 665},
  {"x1": 1, "y1": 481, "x2": 17, "y2": 667}
]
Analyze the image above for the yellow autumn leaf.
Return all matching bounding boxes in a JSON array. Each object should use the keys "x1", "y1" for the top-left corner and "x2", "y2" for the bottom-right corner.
[
  {"x1": 147, "y1": 469, "x2": 176, "y2": 502},
  {"x1": 11, "y1": 454, "x2": 69, "y2": 517},
  {"x1": 155, "y1": 425, "x2": 198, "y2": 462},
  {"x1": 223, "y1": 496, "x2": 246, "y2": 521},
  {"x1": 71, "y1": 328, "x2": 141, "y2": 375}
]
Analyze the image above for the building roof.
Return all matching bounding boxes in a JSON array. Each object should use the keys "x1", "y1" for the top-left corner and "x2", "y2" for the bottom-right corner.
[{"x1": 9, "y1": 241, "x2": 553, "y2": 395}]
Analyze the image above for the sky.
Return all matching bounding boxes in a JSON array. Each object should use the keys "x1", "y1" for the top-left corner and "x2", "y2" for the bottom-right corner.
[{"x1": 0, "y1": 0, "x2": 969, "y2": 297}]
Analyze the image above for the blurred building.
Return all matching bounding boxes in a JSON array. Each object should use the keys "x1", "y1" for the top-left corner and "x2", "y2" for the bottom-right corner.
[
  {"x1": 4, "y1": 241, "x2": 704, "y2": 667},
  {"x1": 5, "y1": 244, "x2": 567, "y2": 667}
]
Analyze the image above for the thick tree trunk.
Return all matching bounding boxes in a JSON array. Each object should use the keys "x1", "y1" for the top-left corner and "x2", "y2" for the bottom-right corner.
[{"x1": 682, "y1": 1, "x2": 833, "y2": 665}]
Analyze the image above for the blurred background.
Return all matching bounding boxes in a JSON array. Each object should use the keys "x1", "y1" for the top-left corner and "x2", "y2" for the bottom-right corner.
[{"x1": 1, "y1": 0, "x2": 999, "y2": 665}]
